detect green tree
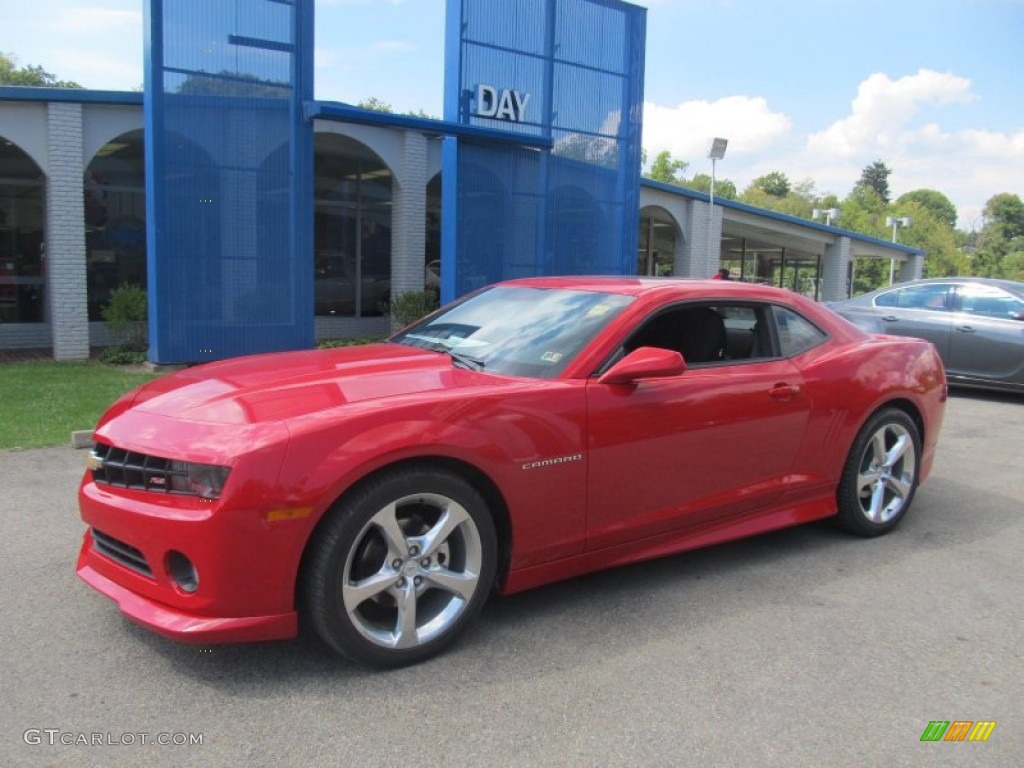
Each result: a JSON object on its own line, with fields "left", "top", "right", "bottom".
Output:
{"left": 891, "top": 201, "right": 966, "bottom": 278}
{"left": 748, "top": 171, "right": 791, "bottom": 198}
{"left": 646, "top": 150, "right": 689, "bottom": 184}
{"left": 358, "top": 96, "right": 395, "bottom": 113}
{"left": 897, "top": 189, "right": 958, "bottom": 230}
{"left": 357, "top": 97, "right": 435, "bottom": 119}
{"left": 854, "top": 160, "right": 892, "bottom": 204}
{"left": 686, "top": 173, "right": 737, "bottom": 199}
{"left": 983, "top": 192, "right": 1024, "bottom": 240}
{"left": 0, "top": 52, "right": 81, "bottom": 88}
{"left": 177, "top": 70, "right": 288, "bottom": 97}
{"left": 840, "top": 185, "right": 890, "bottom": 293}
{"left": 971, "top": 193, "right": 1024, "bottom": 278}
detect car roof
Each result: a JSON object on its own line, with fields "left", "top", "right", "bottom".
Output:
{"left": 864, "top": 276, "right": 1024, "bottom": 296}
{"left": 499, "top": 275, "right": 800, "bottom": 301}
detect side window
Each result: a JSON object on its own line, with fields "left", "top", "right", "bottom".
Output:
{"left": 874, "top": 290, "right": 900, "bottom": 308}
{"left": 622, "top": 304, "right": 771, "bottom": 365}
{"left": 772, "top": 306, "right": 827, "bottom": 357}
{"left": 958, "top": 285, "right": 1024, "bottom": 319}
{"left": 896, "top": 284, "right": 950, "bottom": 310}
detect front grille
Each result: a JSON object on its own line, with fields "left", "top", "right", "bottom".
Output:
{"left": 91, "top": 529, "right": 153, "bottom": 578}
{"left": 90, "top": 443, "right": 190, "bottom": 495}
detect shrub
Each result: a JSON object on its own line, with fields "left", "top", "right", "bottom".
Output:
{"left": 101, "top": 283, "right": 148, "bottom": 350}
{"left": 316, "top": 337, "right": 383, "bottom": 349}
{"left": 98, "top": 345, "right": 148, "bottom": 365}
{"left": 384, "top": 289, "right": 440, "bottom": 328}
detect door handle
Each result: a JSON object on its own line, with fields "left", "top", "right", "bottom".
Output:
{"left": 956, "top": 325, "right": 976, "bottom": 333}
{"left": 769, "top": 383, "right": 800, "bottom": 401}
{"left": 881, "top": 315, "right": 899, "bottom": 322}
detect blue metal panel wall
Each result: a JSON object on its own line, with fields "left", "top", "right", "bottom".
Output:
{"left": 145, "top": 0, "right": 313, "bottom": 363}
{"left": 442, "top": 0, "right": 645, "bottom": 302}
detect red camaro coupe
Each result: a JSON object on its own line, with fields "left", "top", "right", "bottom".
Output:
{"left": 78, "top": 277, "right": 947, "bottom": 667}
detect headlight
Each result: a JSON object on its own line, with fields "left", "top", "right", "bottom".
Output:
{"left": 169, "top": 461, "right": 231, "bottom": 499}
{"left": 90, "top": 443, "right": 232, "bottom": 499}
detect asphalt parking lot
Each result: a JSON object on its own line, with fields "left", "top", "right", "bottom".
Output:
{"left": 2, "top": 390, "right": 1021, "bottom": 767}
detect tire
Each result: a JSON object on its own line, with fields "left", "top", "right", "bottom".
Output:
{"left": 836, "top": 408, "right": 921, "bottom": 537}
{"left": 302, "top": 466, "right": 497, "bottom": 668}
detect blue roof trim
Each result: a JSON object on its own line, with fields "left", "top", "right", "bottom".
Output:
{"left": 306, "top": 100, "right": 553, "bottom": 150}
{"left": 641, "top": 178, "right": 924, "bottom": 255}
{"left": 0, "top": 86, "right": 142, "bottom": 105}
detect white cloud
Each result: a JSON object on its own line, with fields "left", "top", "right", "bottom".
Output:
{"left": 643, "top": 69, "right": 1022, "bottom": 229}
{"left": 641, "top": 95, "right": 791, "bottom": 162}
{"left": 808, "top": 69, "right": 974, "bottom": 156}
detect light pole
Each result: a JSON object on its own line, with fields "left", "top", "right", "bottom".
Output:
{"left": 812, "top": 207, "right": 840, "bottom": 226}
{"left": 707, "top": 137, "right": 728, "bottom": 268}
{"left": 885, "top": 215, "right": 911, "bottom": 285}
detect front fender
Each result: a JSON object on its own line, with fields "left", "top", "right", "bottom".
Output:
{"left": 274, "top": 384, "right": 589, "bottom": 584}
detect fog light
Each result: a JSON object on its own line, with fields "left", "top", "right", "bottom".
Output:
{"left": 167, "top": 551, "right": 199, "bottom": 593}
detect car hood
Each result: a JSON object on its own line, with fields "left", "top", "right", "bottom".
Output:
{"left": 126, "top": 344, "right": 502, "bottom": 425}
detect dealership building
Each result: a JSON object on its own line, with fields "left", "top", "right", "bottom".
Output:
{"left": 0, "top": 0, "right": 922, "bottom": 362}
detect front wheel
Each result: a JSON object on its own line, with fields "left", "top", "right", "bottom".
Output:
{"left": 836, "top": 408, "right": 921, "bottom": 536}
{"left": 302, "top": 466, "right": 497, "bottom": 668}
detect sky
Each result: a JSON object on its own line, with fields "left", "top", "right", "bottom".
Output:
{"left": 2, "top": 0, "right": 1022, "bottom": 230}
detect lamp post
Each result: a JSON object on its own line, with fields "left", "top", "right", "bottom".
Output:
{"left": 885, "top": 215, "right": 911, "bottom": 285}
{"left": 707, "top": 137, "right": 728, "bottom": 267}
{"left": 812, "top": 207, "right": 840, "bottom": 226}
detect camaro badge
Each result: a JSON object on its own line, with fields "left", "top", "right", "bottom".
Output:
{"left": 522, "top": 454, "right": 583, "bottom": 471}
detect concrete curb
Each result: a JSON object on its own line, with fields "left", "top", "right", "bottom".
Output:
{"left": 71, "top": 430, "right": 94, "bottom": 449}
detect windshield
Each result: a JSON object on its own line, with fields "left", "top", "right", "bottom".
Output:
{"left": 391, "top": 285, "right": 634, "bottom": 379}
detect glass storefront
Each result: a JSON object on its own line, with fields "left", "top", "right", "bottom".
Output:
{"left": 637, "top": 208, "right": 677, "bottom": 276}
{"left": 0, "top": 139, "right": 45, "bottom": 323}
{"left": 314, "top": 134, "right": 392, "bottom": 317}
{"left": 84, "top": 130, "right": 147, "bottom": 320}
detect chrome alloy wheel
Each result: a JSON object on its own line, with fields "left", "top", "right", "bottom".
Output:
{"left": 341, "top": 493, "right": 484, "bottom": 650}
{"left": 855, "top": 422, "right": 917, "bottom": 524}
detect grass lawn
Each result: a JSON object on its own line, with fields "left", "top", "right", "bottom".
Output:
{"left": 0, "top": 361, "right": 160, "bottom": 451}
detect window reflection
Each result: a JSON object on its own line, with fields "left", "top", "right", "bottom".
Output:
{"left": 85, "top": 130, "right": 147, "bottom": 321}
{"left": 0, "top": 139, "right": 45, "bottom": 323}
{"left": 314, "top": 134, "right": 392, "bottom": 317}
{"left": 393, "top": 285, "right": 633, "bottom": 379}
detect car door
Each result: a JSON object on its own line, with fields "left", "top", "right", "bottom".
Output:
{"left": 584, "top": 302, "right": 811, "bottom": 552}
{"left": 947, "top": 283, "right": 1024, "bottom": 386}
{"left": 872, "top": 283, "right": 954, "bottom": 361}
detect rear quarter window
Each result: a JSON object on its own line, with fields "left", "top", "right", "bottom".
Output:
{"left": 772, "top": 306, "right": 827, "bottom": 357}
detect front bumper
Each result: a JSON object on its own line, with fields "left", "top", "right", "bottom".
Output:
{"left": 77, "top": 466, "right": 309, "bottom": 645}
{"left": 77, "top": 551, "right": 296, "bottom": 643}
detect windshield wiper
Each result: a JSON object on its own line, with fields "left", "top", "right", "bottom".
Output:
{"left": 447, "top": 350, "right": 485, "bottom": 371}
{"left": 395, "top": 334, "right": 486, "bottom": 370}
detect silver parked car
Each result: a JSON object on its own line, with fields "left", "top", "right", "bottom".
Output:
{"left": 830, "top": 277, "right": 1024, "bottom": 394}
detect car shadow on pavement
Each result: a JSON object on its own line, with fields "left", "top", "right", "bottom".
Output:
{"left": 118, "top": 469, "right": 1019, "bottom": 689}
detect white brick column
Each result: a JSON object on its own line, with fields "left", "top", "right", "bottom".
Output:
{"left": 820, "top": 236, "right": 853, "bottom": 301}
{"left": 899, "top": 252, "right": 924, "bottom": 282}
{"left": 46, "top": 102, "right": 89, "bottom": 360}
{"left": 390, "top": 130, "right": 428, "bottom": 298}
{"left": 673, "top": 199, "right": 715, "bottom": 278}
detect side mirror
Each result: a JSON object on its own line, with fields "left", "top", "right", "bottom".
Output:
{"left": 1009, "top": 310, "right": 1024, "bottom": 322}
{"left": 598, "top": 346, "right": 686, "bottom": 386}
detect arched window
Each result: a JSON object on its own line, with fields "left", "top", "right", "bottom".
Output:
{"left": 0, "top": 138, "right": 45, "bottom": 323}
{"left": 314, "top": 133, "right": 393, "bottom": 317}
{"left": 84, "top": 130, "right": 146, "bottom": 321}
{"left": 638, "top": 207, "right": 680, "bottom": 276}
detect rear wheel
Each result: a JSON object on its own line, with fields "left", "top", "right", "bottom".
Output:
{"left": 836, "top": 408, "right": 920, "bottom": 536}
{"left": 302, "top": 466, "right": 496, "bottom": 668}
